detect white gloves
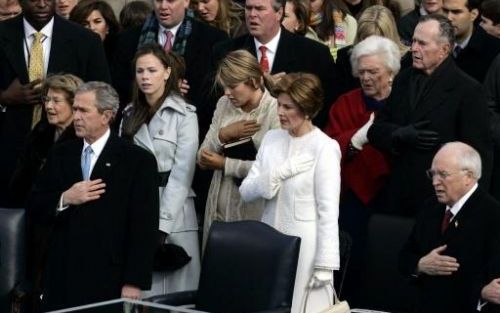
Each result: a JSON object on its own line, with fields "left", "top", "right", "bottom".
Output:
{"left": 274, "top": 153, "right": 315, "bottom": 180}
{"left": 351, "top": 112, "right": 374, "bottom": 150}
{"left": 308, "top": 268, "right": 334, "bottom": 289}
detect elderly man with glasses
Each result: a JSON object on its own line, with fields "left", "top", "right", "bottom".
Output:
{"left": 399, "top": 141, "right": 500, "bottom": 313}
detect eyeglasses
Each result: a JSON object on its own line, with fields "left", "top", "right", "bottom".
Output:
{"left": 42, "top": 96, "right": 67, "bottom": 104}
{"left": 426, "top": 169, "right": 469, "bottom": 180}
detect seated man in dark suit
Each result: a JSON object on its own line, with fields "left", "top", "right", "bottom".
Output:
{"left": 0, "top": 0, "right": 110, "bottom": 207}
{"left": 399, "top": 142, "right": 500, "bottom": 313}
{"left": 443, "top": 0, "right": 500, "bottom": 82}
{"left": 28, "top": 82, "right": 159, "bottom": 311}
{"left": 212, "top": 0, "right": 338, "bottom": 128}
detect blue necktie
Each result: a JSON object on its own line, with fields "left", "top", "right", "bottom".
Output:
{"left": 82, "top": 146, "right": 92, "bottom": 180}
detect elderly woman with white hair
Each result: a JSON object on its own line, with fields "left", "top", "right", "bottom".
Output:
{"left": 324, "top": 35, "right": 401, "bottom": 302}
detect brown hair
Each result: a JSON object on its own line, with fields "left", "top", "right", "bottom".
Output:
{"left": 69, "top": 0, "right": 121, "bottom": 38}
{"left": 121, "top": 44, "right": 184, "bottom": 139}
{"left": 193, "top": 0, "right": 244, "bottom": 37}
{"left": 272, "top": 73, "right": 323, "bottom": 118}
{"left": 119, "top": 0, "right": 153, "bottom": 30}
{"left": 286, "top": 0, "right": 310, "bottom": 35}
{"left": 42, "top": 73, "right": 84, "bottom": 105}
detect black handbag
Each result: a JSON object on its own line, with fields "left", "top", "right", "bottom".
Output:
{"left": 153, "top": 243, "right": 192, "bottom": 272}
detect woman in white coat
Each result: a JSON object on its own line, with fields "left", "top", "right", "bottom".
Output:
{"left": 198, "top": 50, "right": 279, "bottom": 245}
{"left": 240, "top": 73, "right": 341, "bottom": 313}
{"left": 120, "top": 44, "right": 200, "bottom": 296}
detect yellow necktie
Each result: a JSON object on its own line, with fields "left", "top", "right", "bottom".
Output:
{"left": 28, "top": 32, "right": 44, "bottom": 129}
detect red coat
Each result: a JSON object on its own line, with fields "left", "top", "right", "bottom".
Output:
{"left": 324, "top": 88, "right": 390, "bottom": 204}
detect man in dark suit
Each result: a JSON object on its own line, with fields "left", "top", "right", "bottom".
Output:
{"left": 398, "top": 0, "right": 444, "bottom": 46}
{"left": 443, "top": 0, "right": 500, "bottom": 82}
{"left": 399, "top": 142, "right": 500, "bottom": 313}
{"left": 0, "top": 0, "right": 110, "bottom": 207}
{"left": 368, "top": 14, "right": 492, "bottom": 216}
{"left": 212, "top": 0, "right": 338, "bottom": 128}
{"left": 28, "top": 82, "right": 159, "bottom": 311}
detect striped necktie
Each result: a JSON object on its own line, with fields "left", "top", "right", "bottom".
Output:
{"left": 28, "top": 32, "right": 44, "bottom": 129}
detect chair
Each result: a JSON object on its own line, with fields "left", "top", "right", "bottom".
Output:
{"left": 148, "top": 220, "right": 301, "bottom": 313}
{"left": 0, "top": 208, "right": 26, "bottom": 313}
{"left": 354, "top": 214, "right": 416, "bottom": 313}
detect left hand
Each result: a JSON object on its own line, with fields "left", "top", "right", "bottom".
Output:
{"left": 482, "top": 278, "right": 500, "bottom": 304}
{"left": 308, "top": 268, "right": 333, "bottom": 289}
{"left": 121, "top": 284, "right": 141, "bottom": 300}
{"left": 198, "top": 149, "right": 225, "bottom": 170}
{"left": 179, "top": 79, "right": 190, "bottom": 96}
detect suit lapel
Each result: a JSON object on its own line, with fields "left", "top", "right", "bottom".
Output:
{"left": 90, "top": 134, "right": 123, "bottom": 181}
{"left": 272, "top": 29, "right": 296, "bottom": 74}
{"left": 62, "top": 139, "right": 85, "bottom": 182}
{"left": 47, "top": 16, "right": 73, "bottom": 73}
{"left": 443, "top": 188, "right": 479, "bottom": 238}
{"left": 3, "top": 16, "right": 29, "bottom": 83}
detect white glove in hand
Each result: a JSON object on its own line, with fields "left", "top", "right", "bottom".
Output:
{"left": 308, "top": 268, "right": 334, "bottom": 289}
{"left": 275, "top": 153, "right": 315, "bottom": 180}
{"left": 351, "top": 112, "right": 375, "bottom": 150}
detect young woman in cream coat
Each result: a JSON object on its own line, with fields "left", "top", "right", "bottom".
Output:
{"left": 121, "top": 44, "right": 200, "bottom": 296}
{"left": 198, "top": 50, "right": 279, "bottom": 244}
{"left": 240, "top": 73, "right": 341, "bottom": 313}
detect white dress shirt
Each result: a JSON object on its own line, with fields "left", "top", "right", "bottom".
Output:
{"left": 158, "top": 22, "right": 182, "bottom": 47}
{"left": 254, "top": 28, "right": 281, "bottom": 72}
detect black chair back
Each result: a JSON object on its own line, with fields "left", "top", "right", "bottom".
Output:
{"left": 356, "top": 214, "right": 416, "bottom": 313}
{"left": 196, "top": 221, "right": 301, "bottom": 313}
{"left": 0, "top": 208, "right": 26, "bottom": 312}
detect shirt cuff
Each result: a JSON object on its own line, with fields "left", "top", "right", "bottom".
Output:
{"left": 57, "top": 193, "right": 69, "bottom": 213}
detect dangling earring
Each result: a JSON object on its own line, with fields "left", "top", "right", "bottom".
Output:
{"left": 388, "top": 77, "right": 393, "bottom": 86}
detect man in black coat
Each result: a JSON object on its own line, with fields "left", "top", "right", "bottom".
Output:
{"left": 368, "top": 14, "right": 492, "bottom": 215}
{"left": 443, "top": 0, "right": 500, "bottom": 82}
{"left": 399, "top": 142, "right": 500, "bottom": 313}
{"left": 212, "top": 0, "right": 338, "bottom": 129}
{"left": 0, "top": 0, "right": 111, "bottom": 207}
{"left": 28, "top": 82, "right": 159, "bottom": 311}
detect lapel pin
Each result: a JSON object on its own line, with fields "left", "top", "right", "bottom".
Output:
{"left": 454, "top": 220, "right": 459, "bottom": 228}
{"left": 105, "top": 163, "right": 111, "bottom": 167}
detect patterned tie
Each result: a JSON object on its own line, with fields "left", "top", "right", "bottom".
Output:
{"left": 441, "top": 209, "right": 454, "bottom": 234}
{"left": 259, "top": 46, "right": 269, "bottom": 73}
{"left": 29, "top": 32, "right": 44, "bottom": 129}
{"left": 163, "top": 30, "right": 173, "bottom": 52}
{"left": 81, "top": 146, "right": 93, "bottom": 181}
{"left": 453, "top": 45, "right": 462, "bottom": 58}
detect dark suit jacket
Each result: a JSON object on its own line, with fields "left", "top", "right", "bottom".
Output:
{"left": 367, "top": 57, "right": 492, "bottom": 215}
{"left": 455, "top": 26, "right": 500, "bottom": 83}
{"left": 27, "top": 134, "right": 159, "bottom": 311}
{"left": 399, "top": 188, "right": 500, "bottom": 313}
{"left": 212, "top": 28, "right": 339, "bottom": 128}
{"left": 0, "top": 15, "right": 111, "bottom": 207}
{"left": 397, "top": 8, "right": 420, "bottom": 46}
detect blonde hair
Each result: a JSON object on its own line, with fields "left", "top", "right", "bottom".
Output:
{"left": 42, "top": 73, "right": 84, "bottom": 104}
{"left": 355, "top": 5, "right": 409, "bottom": 56}
{"left": 215, "top": 50, "right": 273, "bottom": 91}
{"left": 195, "top": 0, "right": 244, "bottom": 37}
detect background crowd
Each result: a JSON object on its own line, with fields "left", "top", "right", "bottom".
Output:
{"left": 2, "top": 0, "right": 500, "bottom": 311}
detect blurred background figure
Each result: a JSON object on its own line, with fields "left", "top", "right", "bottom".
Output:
{"left": 398, "top": 0, "right": 444, "bottom": 45}
{"left": 198, "top": 50, "right": 279, "bottom": 245}
{"left": 121, "top": 44, "right": 200, "bottom": 296}
{"left": 70, "top": 0, "right": 121, "bottom": 61}
{"left": 480, "top": 0, "right": 500, "bottom": 38}
{"left": 119, "top": 0, "right": 152, "bottom": 30}
{"left": 324, "top": 35, "right": 400, "bottom": 305}
{"left": 0, "top": 0, "right": 21, "bottom": 21}
{"left": 56, "top": 0, "right": 78, "bottom": 18}
{"left": 310, "top": 0, "right": 358, "bottom": 61}
{"left": 335, "top": 5, "right": 410, "bottom": 95}
{"left": 240, "top": 73, "right": 340, "bottom": 313}
{"left": 193, "top": 0, "right": 247, "bottom": 37}
{"left": 282, "top": 0, "right": 320, "bottom": 40}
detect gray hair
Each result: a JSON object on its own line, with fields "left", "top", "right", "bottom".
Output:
{"left": 76, "top": 81, "right": 119, "bottom": 117}
{"left": 270, "top": 0, "right": 285, "bottom": 11}
{"left": 418, "top": 14, "right": 455, "bottom": 48}
{"left": 441, "top": 142, "right": 482, "bottom": 179}
{"left": 350, "top": 35, "right": 401, "bottom": 77}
